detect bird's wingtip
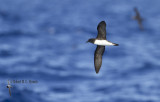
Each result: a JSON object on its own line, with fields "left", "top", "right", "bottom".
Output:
{"left": 95, "top": 69, "right": 100, "bottom": 74}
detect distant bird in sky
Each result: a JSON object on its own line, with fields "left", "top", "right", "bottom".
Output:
{"left": 87, "top": 21, "right": 119, "bottom": 74}
{"left": 6, "top": 80, "right": 12, "bottom": 96}
{"left": 133, "top": 7, "right": 143, "bottom": 30}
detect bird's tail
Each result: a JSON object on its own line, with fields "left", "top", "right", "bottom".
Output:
{"left": 113, "top": 43, "right": 119, "bottom": 46}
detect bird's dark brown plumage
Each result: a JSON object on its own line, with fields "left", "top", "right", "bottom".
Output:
{"left": 9, "top": 88, "right": 11, "bottom": 96}
{"left": 134, "top": 8, "right": 143, "bottom": 30}
{"left": 94, "top": 45, "right": 105, "bottom": 73}
{"left": 97, "top": 21, "right": 106, "bottom": 40}
{"left": 87, "top": 21, "right": 118, "bottom": 74}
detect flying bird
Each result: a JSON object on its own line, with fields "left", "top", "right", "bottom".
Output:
{"left": 87, "top": 21, "right": 119, "bottom": 74}
{"left": 6, "top": 80, "right": 12, "bottom": 96}
{"left": 133, "top": 7, "right": 143, "bottom": 30}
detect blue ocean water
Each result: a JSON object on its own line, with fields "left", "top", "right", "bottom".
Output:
{"left": 0, "top": 0, "right": 160, "bottom": 102}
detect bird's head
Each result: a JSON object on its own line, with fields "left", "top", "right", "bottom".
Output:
{"left": 7, "top": 85, "right": 12, "bottom": 88}
{"left": 86, "top": 38, "right": 95, "bottom": 44}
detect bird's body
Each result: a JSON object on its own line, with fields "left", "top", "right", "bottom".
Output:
{"left": 7, "top": 85, "right": 12, "bottom": 88}
{"left": 94, "top": 40, "right": 117, "bottom": 46}
{"left": 87, "top": 21, "right": 118, "bottom": 74}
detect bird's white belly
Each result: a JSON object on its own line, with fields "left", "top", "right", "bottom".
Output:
{"left": 94, "top": 40, "right": 114, "bottom": 46}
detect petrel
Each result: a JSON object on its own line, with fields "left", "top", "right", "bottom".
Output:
{"left": 6, "top": 80, "right": 12, "bottom": 96}
{"left": 133, "top": 7, "right": 143, "bottom": 30}
{"left": 87, "top": 21, "right": 119, "bottom": 74}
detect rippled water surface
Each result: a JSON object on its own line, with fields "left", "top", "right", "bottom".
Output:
{"left": 0, "top": 0, "right": 160, "bottom": 102}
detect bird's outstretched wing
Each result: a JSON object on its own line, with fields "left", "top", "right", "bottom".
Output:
{"left": 9, "top": 88, "right": 11, "bottom": 96}
{"left": 8, "top": 80, "right": 9, "bottom": 85}
{"left": 94, "top": 45, "right": 105, "bottom": 73}
{"left": 97, "top": 21, "right": 106, "bottom": 40}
